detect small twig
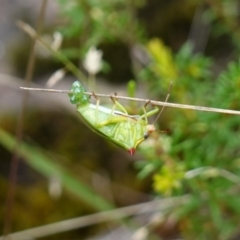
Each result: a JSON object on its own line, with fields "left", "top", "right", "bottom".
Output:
{"left": 20, "top": 87, "right": 240, "bottom": 116}
{"left": 0, "top": 195, "right": 189, "bottom": 240}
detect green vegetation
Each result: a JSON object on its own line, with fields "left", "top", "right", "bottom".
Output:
{"left": 1, "top": 0, "right": 240, "bottom": 239}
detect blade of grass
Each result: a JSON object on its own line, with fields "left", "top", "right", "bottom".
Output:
{"left": 0, "top": 128, "right": 114, "bottom": 211}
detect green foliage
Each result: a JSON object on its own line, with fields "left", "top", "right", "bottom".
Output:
{"left": 202, "top": 0, "right": 240, "bottom": 50}
{"left": 0, "top": 128, "right": 113, "bottom": 211}
{"left": 3, "top": 0, "right": 240, "bottom": 238}
{"left": 136, "top": 37, "right": 240, "bottom": 238}
{"left": 127, "top": 80, "right": 136, "bottom": 98}
{"left": 57, "top": 0, "right": 146, "bottom": 57}
{"left": 141, "top": 38, "right": 213, "bottom": 102}
{"left": 152, "top": 164, "right": 185, "bottom": 196}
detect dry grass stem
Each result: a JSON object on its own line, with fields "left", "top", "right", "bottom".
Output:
{"left": 20, "top": 87, "right": 240, "bottom": 116}
{"left": 0, "top": 195, "right": 189, "bottom": 240}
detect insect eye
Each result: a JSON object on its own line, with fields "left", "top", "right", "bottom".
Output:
{"left": 144, "top": 133, "right": 149, "bottom": 139}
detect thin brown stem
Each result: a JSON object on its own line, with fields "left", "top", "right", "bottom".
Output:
{"left": 20, "top": 87, "right": 240, "bottom": 116}
{"left": 3, "top": 0, "right": 48, "bottom": 236}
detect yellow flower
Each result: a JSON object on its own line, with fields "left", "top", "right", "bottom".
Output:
{"left": 153, "top": 165, "right": 184, "bottom": 196}
{"left": 147, "top": 38, "right": 177, "bottom": 81}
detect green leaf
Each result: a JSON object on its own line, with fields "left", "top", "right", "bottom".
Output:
{"left": 127, "top": 80, "right": 136, "bottom": 98}
{"left": 0, "top": 128, "right": 114, "bottom": 211}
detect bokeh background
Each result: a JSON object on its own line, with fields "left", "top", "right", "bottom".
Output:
{"left": 1, "top": 0, "right": 240, "bottom": 239}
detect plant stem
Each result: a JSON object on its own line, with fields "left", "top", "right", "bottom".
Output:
{"left": 3, "top": 0, "right": 47, "bottom": 236}
{"left": 20, "top": 87, "right": 240, "bottom": 116}
{"left": 16, "top": 20, "right": 88, "bottom": 85}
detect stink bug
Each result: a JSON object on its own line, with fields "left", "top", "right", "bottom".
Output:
{"left": 68, "top": 81, "right": 170, "bottom": 155}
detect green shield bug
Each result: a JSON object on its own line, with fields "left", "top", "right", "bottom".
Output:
{"left": 68, "top": 81, "right": 170, "bottom": 155}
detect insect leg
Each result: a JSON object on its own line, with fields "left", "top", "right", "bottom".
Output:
{"left": 139, "top": 101, "right": 159, "bottom": 123}
{"left": 140, "top": 82, "right": 172, "bottom": 124}
{"left": 97, "top": 115, "right": 131, "bottom": 127}
{"left": 92, "top": 91, "right": 100, "bottom": 124}
{"left": 109, "top": 96, "right": 117, "bottom": 116}
{"left": 110, "top": 95, "right": 128, "bottom": 114}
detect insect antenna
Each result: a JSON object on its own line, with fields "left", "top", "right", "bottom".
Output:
{"left": 155, "top": 129, "right": 170, "bottom": 135}
{"left": 152, "top": 82, "right": 172, "bottom": 125}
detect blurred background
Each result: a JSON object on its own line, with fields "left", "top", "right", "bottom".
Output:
{"left": 1, "top": 0, "right": 240, "bottom": 239}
